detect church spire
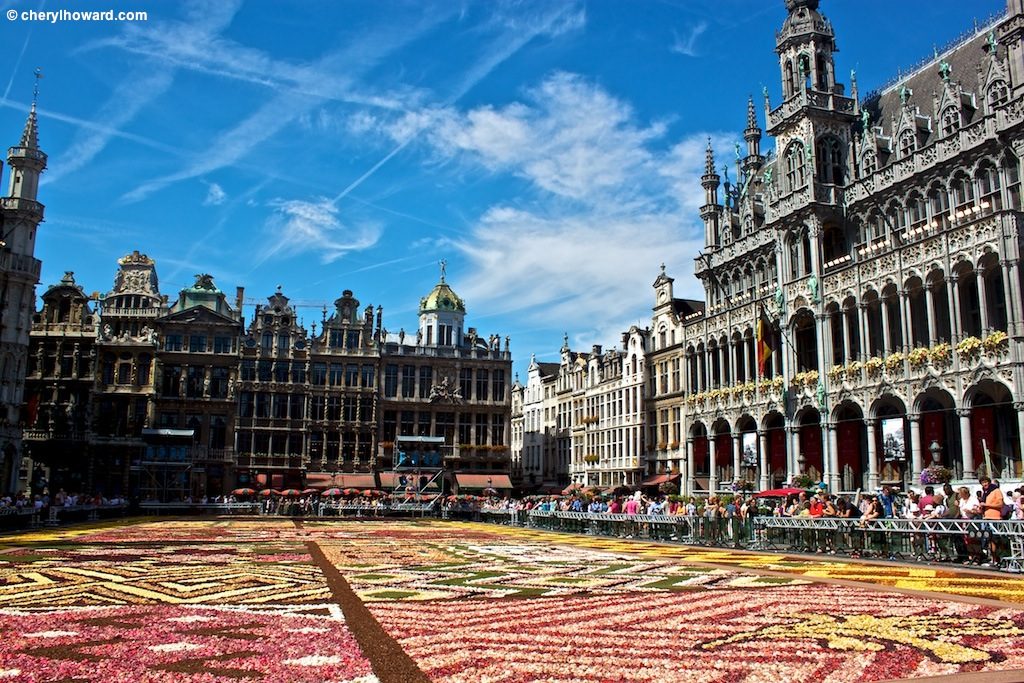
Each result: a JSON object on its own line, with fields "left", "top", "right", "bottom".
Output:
{"left": 743, "top": 95, "right": 761, "bottom": 158}
{"left": 19, "top": 68, "right": 42, "bottom": 151}
{"left": 7, "top": 69, "right": 47, "bottom": 205}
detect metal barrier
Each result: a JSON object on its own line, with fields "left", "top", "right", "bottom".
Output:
{"left": 475, "top": 510, "right": 1024, "bottom": 573}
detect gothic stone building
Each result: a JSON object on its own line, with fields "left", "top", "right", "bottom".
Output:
{"left": 652, "top": 0, "right": 1024, "bottom": 494}
{"left": 0, "top": 101, "right": 45, "bottom": 493}
{"left": 23, "top": 255, "right": 512, "bottom": 498}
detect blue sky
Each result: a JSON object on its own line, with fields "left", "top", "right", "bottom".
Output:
{"left": 0, "top": 0, "right": 1007, "bottom": 379}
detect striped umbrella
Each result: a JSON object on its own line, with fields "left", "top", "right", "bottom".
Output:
{"left": 231, "top": 488, "right": 255, "bottom": 496}
{"left": 321, "top": 488, "right": 343, "bottom": 497}
{"left": 279, "top": 488, "right": 302, "bottom": 497}
{"left": 301, "top": 488, "right": 320, "bottom": 495}
{"left": 258, "top": 489, "right": 279, "bottom": 497}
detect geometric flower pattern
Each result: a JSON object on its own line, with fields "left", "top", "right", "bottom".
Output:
{"left": 4, "top": 517, "right": 1024, "bottom": 682}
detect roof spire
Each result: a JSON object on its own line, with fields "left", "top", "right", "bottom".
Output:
{"left": 704, "top": 137, "right": 715, "bottom": 175}
{"left": 746, "top": 96, "right": 757, "bottom": 129}
{"left": 20, "top": 68, "right": 42, "bottom": 150}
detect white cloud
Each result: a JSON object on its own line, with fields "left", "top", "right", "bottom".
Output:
{"left": 670, "top": 21, "right": 708, "bottom": 58}
{"left": 257, "top": 198, "right": 380, "bottom": 266}
{"left": 453, "top": 206, "right": 704, "bottom": 342}
{"left": 203, "top": 181, "right": 227, "bottom": 206}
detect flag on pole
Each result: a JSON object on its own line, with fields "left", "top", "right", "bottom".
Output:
{"left": 756, "top": 306, "right": 775, "bottom": 377}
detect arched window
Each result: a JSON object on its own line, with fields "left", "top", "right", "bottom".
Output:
{"left": 1004, "top": 154, "right": 1021, "bottom": 210}
{"left": 861, "top": 151, "right": 877, "bottom": 176}
{"left": 976, "top": 162, "right": 1002, "bottom": 211}
{"left": 898, "top": 130, "right": 916, "bottom": 158}
{"left": 785, "top": 142, "right": 806, "bottom": 192}
{"left": 940, "top": 107, "right": 960, "bottom": 137}
{"left": 816, "top": 135, "right": 844, "bottom": 184}
{"left": 907, "top": 193, "right": 927, "bottom": 231}
{"left": 928, "top": 184, "right": 950, "bottom": 230}
{"left": 988, "top": 80, "right": 1009, "bottom": 110}
{"left": 816, "top": 52, "right": 829, "bottom": 90}
{"left": 951, "top": 172, "right": 975, "bottom": 211}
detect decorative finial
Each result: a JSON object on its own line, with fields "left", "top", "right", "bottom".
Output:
{"left": 438, "top": 258, "right": 447, "bottom": 283}
{"left": 746, "top": 96, "right": 758, "bottom": 129}
{"left": 660, "top": 262, "right": 666, "bottom": 274}
{"left": 32, "top": 68, "right": 42, "bottom": 109}
{"left": 704, "top": 137, "right": 715, "bottom": 175}
{"left": 276, "top": 284, "right": 282, "bottom": 293}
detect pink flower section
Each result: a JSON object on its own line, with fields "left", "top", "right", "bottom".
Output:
{"left": 0, "top": 605, "right": 373, "bottom": 683}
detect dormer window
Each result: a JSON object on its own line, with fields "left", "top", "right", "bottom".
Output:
{"left": 941, "top": 107, "right": 960, "bottom": 137}
{"left": 898, "top": 130, "right": 916, "bottom": 158}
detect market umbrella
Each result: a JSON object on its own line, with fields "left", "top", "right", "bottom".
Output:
{"left": 482, "top": 487, "right": 498, "bottom": 496}
{"left": 258, "top": 489, "right": 279, "bottom": 497}
{"left": 342, "top": 488, "right": 358, "bottom": 496}
{"left": 361, "top": 489, "right": 379, "bottom": 497}
{"left": 562, "top": 483, "right": 582, "bottom": 495}
{"left": 321, "top": 488, "right": 343, "bottom": 497}
{"left": 231, "top": 488, "right": 255, "bottom": 496}
{"left": 301, "top": 488, "right": 320, "bottom": 495}
{"left": 279, "top": 488, "right": 302, "bottom": 497}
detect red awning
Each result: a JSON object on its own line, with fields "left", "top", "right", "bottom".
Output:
{"left": 455, "top": 473, "right": 513, "bottom": 490}
{"left": 337, "top": 474, "right": 378, "bottom": 488}
{"left": 305, "top": 473, "right": 335, "bottom": 489}
{"left": 754, "top": 487, "right": 807, "bottom": 498}
{"left": 639, "top": 473, "right": 680, "bottom": 486}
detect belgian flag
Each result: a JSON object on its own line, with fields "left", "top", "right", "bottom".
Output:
{"left": 756, "top": 306, "right": 775, "bottom": 377}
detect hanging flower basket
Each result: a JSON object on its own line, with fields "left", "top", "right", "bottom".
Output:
{"left": 956, "top": 336, "right": 982, "bottom": 361}
{"left": 844, "top": 361, "right": 863, "bottom": 380}
{"left": 930, "top": 343, "right": 952, "bottom": 365}
{"left": 983, "top": 330, "right": 1009, "bottom": 355}
{"left": 864, "top": 357, "right": 884, "bottom": 377}
{"left": 920, "top": 465, "right": 953, "bottom": 485}
{"left": 907, "top": 347, "right": 929, "bottom": 369}
{"left": 884, "top": 352, "right": 904, "bottom": 373}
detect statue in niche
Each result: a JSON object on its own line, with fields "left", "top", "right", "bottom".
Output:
{"left": 808, "top": 273, "right": 820, "bottom": 304}
{"left": 773, "top": 286, "right": 785, "bottom": 316}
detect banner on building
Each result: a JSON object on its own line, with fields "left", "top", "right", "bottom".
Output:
{"left": 742, "top": 432, "right": 758, "bottom": 466}
{"left": 881, "top": 417, "right": 906, "bottom": 462}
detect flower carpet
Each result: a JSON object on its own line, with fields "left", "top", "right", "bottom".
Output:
{"left": 2, "top": 518, "right": 1024, "bottom": 682}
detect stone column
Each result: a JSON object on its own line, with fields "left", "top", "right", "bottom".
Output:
{"left": 866, "top": 418, "right": 879, "bottom": 490}
{"left": 686, "top": 438, "right": 695, "bottom": 495}
{"left": 881, "top": 300, "right": 893, "bottom": 354}
{"left": 733, "top": 431, "right": 742, "bottom": 483}
{"left": 859, "top": 302, "right": 871, "bottom": 359}
{"left": 900, "top": 288, "right": 912, "bottom": 351}
{"left": 708, "top": 436, "right": 718, "bottom": 493}
{"left": 925, "top": 284, "right": 937, "bottom": 344}
{"left": 758, "top": 430, "right": 770, "bottom": 490}
{"left": 977, "top": 271, "right": 990, "bottom": 334}
{"left": 908, "top": 413, "right": 922, "bottom": 484}
{"left": 1016, "top": 402, "right": 1024, "bottom": 479}
{"left": 1004, "top": 259, "right": 1023, "bottom": 338}
{"left": 827, "top": 422, "right": 840, "bottom": 492}
{"left": 789, "top": 426, "right": 801, "bottom": 481}
{"left": 949, "top": 275, "right": 962, "bottom": 339}
{"left": 957, "top": 407, "right": 974, "bottom": 479}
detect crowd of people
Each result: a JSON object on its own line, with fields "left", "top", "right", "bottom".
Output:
{"left": 0, "top": 489, "right": 127, "bottom": 513}
{"left": 479, "top": 477, "right": 1024, "bottom": 566}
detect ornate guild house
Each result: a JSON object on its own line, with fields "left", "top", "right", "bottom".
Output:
{"left": 649, "top": 0, "right": 1024, "bottom": 494}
